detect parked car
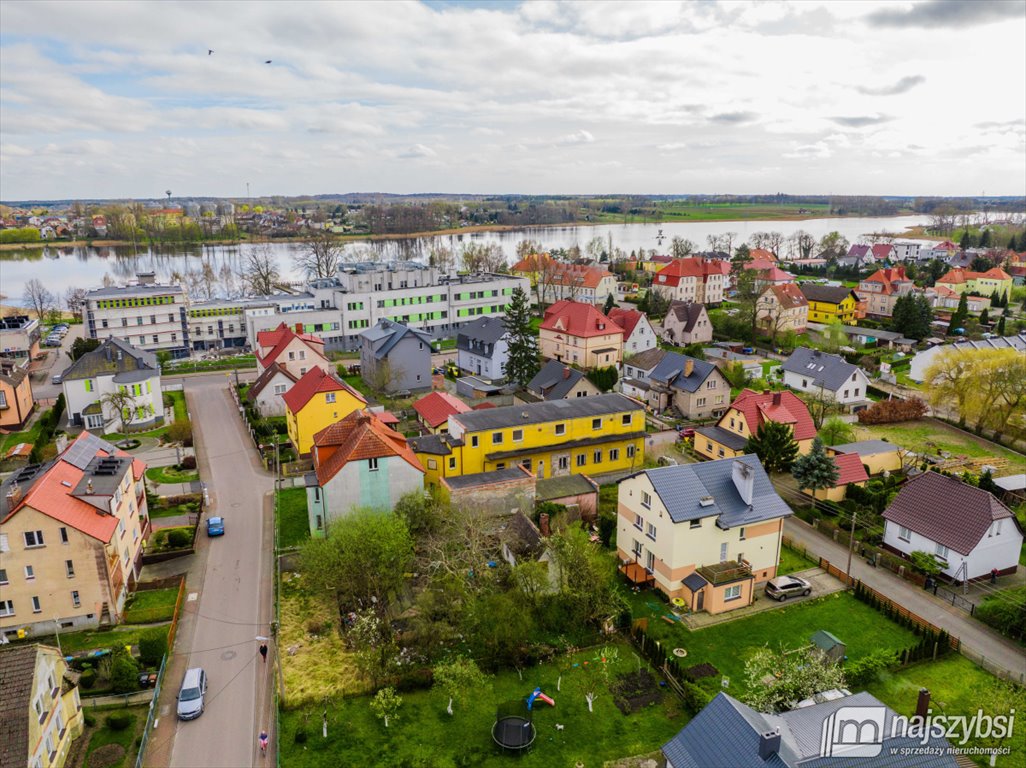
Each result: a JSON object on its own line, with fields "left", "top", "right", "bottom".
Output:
{"left": 741, "top": 346, "right": 754, "bottom": 355}
{"left": 51, "top": 373, "right": 62, "bottom": 385}
{"left": 206, "top": 516, "right": 225, "bottom": 537}
{"left": 176, "top": 668, "right": 207, "bottom": 720}
{"left": 678, "top": 427, "right": 695, "bottom": 439}
{"left": 43, "top": 338, "right": 61, "bottom": 347}
{"left": 765, "top": 575, "right": 812, "bottom": 601}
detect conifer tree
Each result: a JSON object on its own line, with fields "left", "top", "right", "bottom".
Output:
{"left": 949, "top": 292, "right": 969, "bottom": 333}
{"left": 744, "top": 420, "right": 799, "bottom": 473}
{"left": 792, "top": 437, "right": 839, "bottom": 492}
{"left": 502, "top": 286, "right": 540, "bottom": 388}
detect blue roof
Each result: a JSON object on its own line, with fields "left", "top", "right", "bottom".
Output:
{"left": 648, "top": 351, "right": 717, "bottom": 393}
{"left": 682, "top": 571, "right": 708, "bottom": 591}
{"left": 361, "top": 319, "right": 434, "bottom": 359}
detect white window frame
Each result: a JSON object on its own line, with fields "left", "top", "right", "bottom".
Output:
{"left": 724, "top": 584, "right": 742, "bottom": 601}
{"left": 897, "top": 526, "right": 912, "bottom": 543}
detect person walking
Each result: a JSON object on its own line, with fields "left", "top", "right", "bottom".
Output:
{"left": 259, "top": 642, "right": 268, "bottom": 663}
{"left": 259, "top": 730, "right": 269, "bottom": 756}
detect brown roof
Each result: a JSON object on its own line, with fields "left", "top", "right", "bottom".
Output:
{"left": 0, "top": 644, "right": 51, "bottom": 768}
{"left": 882, "top": 471, "right": 1018, "bottom": 555}
{"left": 246, "top": 362, "right": 297, "bottom": 402}
{"left": 311, "top": 410, "right": 423, "bottom": 485}
{"left": 624, "top": 347, "right": 667, "bottom": 372}
{"left": 0, "top": 361, "right": 28, "bottom": 389}
{"left": 667, "top": 300, "right": 707, "bottom": 332}
{"left": 764, "top": 283, "right": 808, "bottom": 309}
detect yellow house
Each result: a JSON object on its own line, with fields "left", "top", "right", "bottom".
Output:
{"left": 798, "top": 284, "right": 860, "bottom": 324}
{"left": 538, "top": 300, "right": 624, "bottom": 369}
{"left": 695, "top": 389, "right": 816, "bottom": 462}
{"left": 283, "top": 367, "right": 367, "bottom": 456}
{"left": 803, "top": 453, "right": 869, "bottom": 502}
{"left": 0, "top": 644, "right": 84, "bottom": 768}
{"left": 412, "top": 393, "right": 645, "bottom": 484}
{"left": 827, "top": 439, "right": 904, "bottom": 476}
{"left": 0, "top": 360, "right": 35, "bottom": 431}
{"left": 935, "top": 268, "right": 1013, "bottom": 300}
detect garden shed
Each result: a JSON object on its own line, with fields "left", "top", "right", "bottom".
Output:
{"left": 810, "top": 630, "right": 846, "bottom": 663}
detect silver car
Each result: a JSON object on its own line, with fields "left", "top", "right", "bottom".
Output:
{"left": 176, "top": 668, "right": 207, "bottom": 720}
{"left": 765, "top": 575, "right": 812, "bottom": 602}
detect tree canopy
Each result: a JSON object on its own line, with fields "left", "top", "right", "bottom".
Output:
{"left": 890, "top": 293, "right": 933, "bottom": 340}
{"left": 502, "top": 286, "right": 540, "bottom": 388}
{"left": 791, "top": 437, "right": 839, "bottom": 492}
{"left": 744, "top": 420, "right": 799, "bottom": 473}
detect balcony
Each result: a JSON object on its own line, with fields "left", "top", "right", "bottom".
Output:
{"left": 697, "top": 559, "right": 752, "bottom": 586}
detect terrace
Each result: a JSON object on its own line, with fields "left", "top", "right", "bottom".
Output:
{"left": 696, "top": 559, "right": 751, "bottom": 585}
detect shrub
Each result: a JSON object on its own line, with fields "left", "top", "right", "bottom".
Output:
{"left": 976, "top": 586, "right": 1026, "bottom": 640}
{"left": 167, "top": 419, "right": 193, "bottom": 445}
{"left": 178, "top": 455, "right": 197, "bottom": 470}
{"left": 105, "top": 711, "right": 135, "bottom": 731}
{"left": 83, "top": 712, "right": 97, "bottom": 727}
{"left": 167, "top": 529, "right": 191, "bottom": 548}
{"left": 294, "top": 728, "right": 308, "bottom": 744}
{"left": 586, "top": 365, "right": 619, "bottom": 393}
{"left": 110, "top": 653, "right": 140, "bottom": 694}
{"left": 79, "top": 669, "right": 97, "bottom": 689}
{"left": 845, "top": 648, "right": 897, "bottom": 686}
{"left": 139, "top": 628, "right": 169, "bottom": 666}
{"left": 857, "top": 397, "right": 928, "bottom": 424}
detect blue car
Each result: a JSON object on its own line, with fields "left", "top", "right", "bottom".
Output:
{"left": 206, "top": 516, "right": 225, "bottom": 537}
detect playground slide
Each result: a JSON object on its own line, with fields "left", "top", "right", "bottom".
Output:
{"left": 535, "top": 692, "right": 555, "bottom": 707}
{"left": 526, "top": 687, "right": 556, "bottom": 710}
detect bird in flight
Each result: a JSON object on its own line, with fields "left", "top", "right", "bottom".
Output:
{"left": 265, "top": 59, "right": 272, "bottom": 64}
{"left": 208, "top": 49, "right": 214, "bottom": 55}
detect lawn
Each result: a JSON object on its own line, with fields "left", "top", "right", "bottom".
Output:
{"left": 760, "top": 361, "right": 780, "bottom": 378}
{"left": 148, "top": 495, "right": 201, "bottom": 519}
{"left": 145, "top": 464, "right": 199, "bottom": 485}
{"left": 81, "top": 707, "right": 147, "bottom": 768}
{"left": 148, "top": 526, "right": 195, "bottom": 553}
{"left": 22, "top": 625, "right": 165, "bottom": 656}
{"left": 164, "top": 354, "right": 257, "bottom": 374}
{"left": 854, "top": 420, "right": 1024, "bottom": 464}
{"left": 277, "top": 487, "right": 310, "bottom": 549}
{"left": 630, "top": 591, "right": 918, "bottom": 698}
{"left": 0, "top": 418, "right": 45, "bottom": 456}
{"left": 341, "top": 374, "right": 374, "bottom": 399}
{"left": 867, "top": 655, "right": 1026, "bottom": 767}
{"left": 777, "top": 544, "right": 818, "bottom": 576}
{"left": 435, "top": 337, "right": 457, "bottom": 350}
{"left": 278, "top": 641, "right": 685, "bottom": 768}
{"left": 165, "top": 389, "right": 188, "bottom": 421}
{"left": 122, "top": 587, "right": 179, "bottom": 624}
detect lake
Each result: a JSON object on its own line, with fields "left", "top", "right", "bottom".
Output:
{"left": 0, "top": 214, "right": 933, "bottom": 302}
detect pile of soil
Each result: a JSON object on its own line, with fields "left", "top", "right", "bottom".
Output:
{"left": 612, "top": 669, "right": 663, "bottom": 714}
{"left": 87, "top": 744, "right": 126, "bottom": 768}
{"left": 684, "top": 662, "right": 719, "bottom": 682}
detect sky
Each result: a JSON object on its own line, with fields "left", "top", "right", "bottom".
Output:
{"left": 1, "top": 0, "right": 1024, "bottom": 201}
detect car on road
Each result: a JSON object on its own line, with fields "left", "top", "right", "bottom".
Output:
{"left": 765, "top": 575, "right": 812, "bottom": 601}
{"left": 51, "top": 373, "right": 63, "bottom": 385}
{"left": 176, "top": 668, "right": 207, "bottom": 720}
{"left": 206, "top": 516, "right": 225, "bottom": 537}
{"left": 678, "top": 427, "right": 695, "bottom": 439}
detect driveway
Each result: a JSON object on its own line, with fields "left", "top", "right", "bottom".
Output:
{"left": 144, "top": 374, "right": 276, "bottom": 767}
{"left": 785, "top": 517, "right": 1026, "bottom": 683}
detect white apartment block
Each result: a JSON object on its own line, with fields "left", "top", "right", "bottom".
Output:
{"left": 85, "top": 283, "right": 190, "bottom": 358}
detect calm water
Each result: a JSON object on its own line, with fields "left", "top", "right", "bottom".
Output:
{"left": 0, "top": 214, "right": 932, "bottom": 302}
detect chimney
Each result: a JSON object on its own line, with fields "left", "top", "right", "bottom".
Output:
{"left": 758, "top": 729, "right": 781, "bottom": 761}
{"left": 772, "top": 392, "right": 781, "bottom": 406}
{"left": 539, "top": 513, "right": 551, "bottom": 537}
{"left": 684, "top": 359, "right": 694, "bottom": 378}
{"left": 562, "top": 366, "right": 570, "bottom": 380}
{"left": 732, "top": 460, "right": 755, "bottom": 506}
{"left": 6, "top": 482, "right": 22, "bottom": 507}
{"left": 55, "top": 434, "right": 68, "bottom": 454}
{"left": 915, "top": 688, "right": 931, "bottom": 720}
{"left": 86, "top": 479, "right": 93, "bottom": 494}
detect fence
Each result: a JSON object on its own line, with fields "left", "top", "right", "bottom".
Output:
{"left": 167, "top": 574, "right": 187, "bottom": 650}
{"left": 933, "top": 584, "right": 977, "bottom": 615}
{"left": 134, "top": 653, "right": 168, "bottom": 768}
{"left": 960, "top": 644, "right": 1026, "bottom": 685}
{"left": 626, "top": 623, "right": 708, "bottom": 714}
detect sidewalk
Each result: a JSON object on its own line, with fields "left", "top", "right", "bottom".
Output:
{"left": 784, "top": 517, "right": 1026, "bottom": 683}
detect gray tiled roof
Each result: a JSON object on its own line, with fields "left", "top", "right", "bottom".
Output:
{"left": 0, "top": 645, "right": 48, "bottom": 768}
{"left": 639, "top": 454, "right": 791, "bottom": 527}
{"left": 527, "top": 359, "right": 588, "bottom": 400}
{"left": 536, "top": 473, "right": 597, "bottom": 501}
{"left": 61, "top": 337, "right": 158, "bottom": 381}
{"left": 667, "top": 300, "right": 707, "bottom": 332}
{"left": 798, "top": 284, "right": 858, "bottom": 305}
{"left": 695, "top": 425, "right": 749, "bottom": 452}
{"left": 827, "top": 440, "right": 897, "bottom": 456}
{"left": 649, "top": 351, "right": 717, "bottom": 393}
{"left": 361, "top": 319, "right": 434, "bottom": 359}
{"left": 444, "top": 467, "right": 531, "bottom": 490}
{"left": 408, "top": 433, "right": 462, "bottom": 455}
{"left": 457, "top": 316, "right": 508, "bottom": 345}
{"left": 781, "top": 348, "right": 859, "bottom": 392}
{"left": 681, "top": 571, "right": 708, "bottom": 591}
{"left": 451, "top": 393, "right": 642, "bottom": 433}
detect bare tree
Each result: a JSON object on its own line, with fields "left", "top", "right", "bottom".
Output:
{"left": 585, "top": 236, "right": 606, "bottom": 261}
{"left": 670, "top": 237, "right": 695, "bottom": 258}
{"left": 101, "top": 273, "right": 116, "bottom": 288}
{"left": 242, "top": 246, "right": 281, "bottom": 295}
{"left": 101, "top": 389, "right": 137, "bottom": 430}
{"left": 23, "top": 279, "right": 55, "bottom": 320}
{"left": 765, "top": 231, "right": 785, "bottom": 258}
{"left": 515, "top": 239, "right": 543, "bottom": 260}
{"left": 294, "top": 231, "right": 343, "bottom": 279}
{"left": 200, "top": 262, "right": 218, "bottom": 299}
{"left": 789, "top": 230, "right": 816, "bottom": 260}
{"left": 218, "top": 263, "right": 237, "bottom": 298}
{"left": 460, "top": 242, "right": 505, "bottom": 273}
{"left": 64, "top": 287, "right": 87, "bottom": 318}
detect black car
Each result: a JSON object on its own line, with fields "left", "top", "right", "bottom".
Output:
{"left": 765, "top": 575, "right": 812, "bottom": 601}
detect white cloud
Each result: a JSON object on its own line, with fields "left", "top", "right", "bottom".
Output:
{"left": 556, "top": 129, "right": 595, "bottom": 145}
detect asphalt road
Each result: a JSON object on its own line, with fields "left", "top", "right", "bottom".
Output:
{"left": 155, "top": 376, "right": 275, "bottom": 767}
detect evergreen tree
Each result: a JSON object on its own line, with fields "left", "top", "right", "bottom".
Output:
{"left": 997, "top": 315, "right": 1006, "bottom": 335}
{"left": 979, "top": 307, "right": 989, "bottom": 326}
{"left": 1008, "top": 234, "right": 1018, "bottom": 250}
{"left": 791, "top": 437, "right": 839, "bottom": 492}
{"left": 979, "top": 228, "right": 992, "bottom": 248}
{"left": 603, "top": 293, "right": 616, "bottom": 315}
{"left": 891, "top": 293, "right": 933, "bottom": 340}
{"left": 949, "top": 292, "right": 969, "bottom": 333}
{"left": 502, "top": 286, "right": 540, "bottom": 388}
{"left": 1018, "top": 231, "right": 1026, "bottom": 251}
{"left": 959, "top": 230, "right": 973, "bottom": 250}
{"left": 989, "top": 289, "right": 1000, "bottom": 307}
{"left": 744, "top": 420, "right": 799, "bottom": 473}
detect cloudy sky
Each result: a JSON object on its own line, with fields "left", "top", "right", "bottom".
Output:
{"left": 1, "top": 0, "right": 1024, "bottom": 201}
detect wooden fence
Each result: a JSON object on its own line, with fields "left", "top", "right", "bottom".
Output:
{"left": 167, "top": 574, "right": 187, "bottom": 650}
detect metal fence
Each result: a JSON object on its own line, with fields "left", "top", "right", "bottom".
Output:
{"left": 960, "top": 644, "right": 1026, "bottom": 685}
{"left": 134, "top": 653, "right": 168, "bottom": 768}
{"left": 933, "top": 584, "right": 977, "bottom": 615}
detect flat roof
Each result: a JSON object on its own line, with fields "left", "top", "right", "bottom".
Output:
{"left": 452, "top": 393, "right": 642, "bottom": 433}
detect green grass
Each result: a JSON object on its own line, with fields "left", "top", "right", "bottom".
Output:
{"left": 279, "top": 642, "right": 685, "bottom": 768}
{"left": 149, "top": 526, "right": 195, "bottom": 552}
{"left": 587, "top": 201, "right": 835, "bottom": 224}
{"left": 122, "top": 587, "right": 179, "bottom": 624}
{"left": 777, "top": 544, "right": 818, "bottom": 576}
{"left": 761, "top": 361, "right": 780, "bottom": 378}
{"left": 277, "top": 487, "right": 310, "bottom": 549}
{"left": 630, "top": 591, "right": 918, "bottom": 698}
{"left": 23, "top": 625, "right": 163, "bottom": 656}
{"left": 0, "top": 418, "right": 45, "bottom": 455}
{"left": 165, "top": 389, "right": 187, "bottom": 421}
{"left": 82, "top": 707, "right": 146, "bottom": 768}
{"left": 165, "top": 354, "right": 256, "bottom": 374}
{"left": 867, "top": 655, "right": 1026, "bottom": 767}
{"left": 149, "top": 498, "right": 200, "bottom": 519}
{"left": 145, "top": 464, "right": 199, "bottom": 485}
{"left": 434, "top": 338, "right": 457, "bottom": 350}
{"left": 341, "top": 374, "right": 374, "bottom": 399}
{"left": 855, "top": 420, "right": 1024, "bottom": 463}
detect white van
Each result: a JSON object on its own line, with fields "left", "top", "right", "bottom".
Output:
{"left": 176, "top": 668, "right": 207, "bottom": 720}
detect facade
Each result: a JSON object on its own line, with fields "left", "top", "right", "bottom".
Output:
{"left": 0, "top": 432, "right": 148, "bottom": 638}
{"left": 650, "top": 258, "right": 726, "bottom": 305}
{"left": 359, "top": 319, "right": 433, "bottom": 393}
{"left": 858, "top": 266, "right": 916, "bottom": 318}
{"left": 662, "top": 301, "right": 712, "bottom": 345}
{"left": 525, "top": 359, "right": 601, "bottom": 402}
{"left": 0, "top": 360, "right": 34, "bottom": 431}
{"left": 304, "top": 411, "right": 424, "bottom": 536}
{"left": 780, "top": 347, "right": 870, "bottom": 408}
{"left": 538, "top": 300, "right": 624, "bottom": 369}
{"left": 882, "top": 471, "right": 1023, "bottom": 580}
{"left": 511, "top": 256, "right": 617, "bottom": 306}
{"left": 455, "top": 316, "right": 509, "bottom": 380}
{"left": 245, "top": 362, "right": 297, "bottom": 418}
{"left": 254, "top": 323, "right": 330, "bottom": 379}
{"left": 0, "top": 644, "right": 84, "bottom": 768}
{"left": 60, "top": 338, "right": 163, "bottom": 432}
{"left": 411, "top": 393, "right": 646, "bottom": 484}
{"left": 695, "top": 389, "right": 816, "bottom": 461}
{"left": 755, "top": 284, "right": 808, "bottom": 336}
{"left": 84, "top": 282, "right": 189, "bottom": 358}
{"left": 646, "top": 352, "right": 729, "bottom": 419}
{"left": 798, "top": 284, "right": 860, "bottom": 324}
{"left": 617, "top": 456, "right": 791, "bottom": 610}
{"left": 283, "top": 367, "right": 367, "bottom": 455}
{"left": 890, "top": 239, "right": 926, "bottom": 261}
{"left": 607, "top": 308, "right": 657, "bottom": 356}
{"left": 412, "top": 391, "right": 471, "bottom": 434}
{"left": 924, "top": 285, "right": 990, "bottom": 312}
{"left": 934, "top": 267, "right": 1012, "bottom": 300}
{"left": 188, "top": 296, "right": 277, "bottom": 351}
{"left": 0, "top": 315, "right": 41, "bottom": 362}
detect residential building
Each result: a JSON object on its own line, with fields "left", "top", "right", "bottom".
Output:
{"left": 617, "top": 456, "right": 791, "bottom": 610}
{"left": 803, "top": 453, "right": 868, "bottom": 502}
{"left": 748, "top": 248, "right": 777, "bottom": 263}
{"left": 922, "top": 240, "right": 959, "bottom": 262}
{"left": 538, "top": 300, "right": 623, "bottom": 369}
{"left": 304, "top": 411, "right": 424, "bottom": 536}
{"left": 645, "top": 352, "right": 729, "bottom": 419}
{"left": 756, "top": 284, "right": 808, "bottom": 336}
{"left": 662, "top": 301, "right": 712, "bottom": 345}
{"left": 827, "top": 440, "right": 904, "bottom": 475}
{"left": 695, "top": 389, "right": 816, "bottom": 461}
{"left": 255, "top": 322, "right": 330, "bottom": 379}
{"left": 84, "top": 282, "right": 189, "bottom": 358}
{"left": 456, "top": 316, "right": 509, "bottom": 380}
{"left": 0, "top": 643, "right": 84, "bottom": 768}
{"left": 890, "top": 239, "right": 926, "bottom": 261}
{"left": 413, "top": 391, "right": 471, "bottom": 434}
{"left": 908, "top": 332, "right": 1026, "bottom": 382}
{"left": 662, "top": 690, "right": 958, "bottom": 768}
{"left": 882, "top": 471, "right": 1024, "bottom": 580}
{"left": 841, "top": 243, "right": 874, "bottom": 268}
{"left": 798, "top": 284, "right": 860, "bottom": 324}
{"left": 438, "top": 467, "right": 538, "bottom": 518}
{"left": 621, "top": 348, "right": 668, "bottom": 402}
{"left": 525, "top": 359, "right": 601, "bottom": 402}
{"left": 0, "top": 360, "right": 34, "bottom": 431}
{"left": 0, "top": 315, "right": 41, "bottom": 362}
{"left": 61, "top": 338, "right": 162, "bottom": 432}
{"left": 0, "top": 432, "right": 148, "bottom": 637}
{"left": 934, "top": 267, "right": 1013, "bottom": 300}
{"left": 245, "top": 362, "right": 297, "bottom": 418}
{"left": 745, "top": 260, "right": 796, "bottom": 290}
{"left": 858, "top": 266, "right": 917, "bottom": 317}
{"left": 780, "top": 348, "right": 870, "bottom": 409}
{"left": 411, "top": 392, "right": 645, "bottom": 484}
{"left": 651, "top": 258, "right": 727, "bottom": 305}
{"left": 871, "top": 243, "right": 896, "bottom": 262}
{"left": 359, "top": 319, "right": 433, "bottom": 393}
{"left": 607, "top": 308, "right": 656, "bottom": 356}
{"left": 924, "top": 285, "right": 990, "bottom": 312}
{"left": 702, "top": 346, "right": 763, "bottom": 379}
{"left": 283, "top": 367, "right": 367, "bottom": 455}
{"left": 538, "top": 263, "right": 617, "bottom": 306}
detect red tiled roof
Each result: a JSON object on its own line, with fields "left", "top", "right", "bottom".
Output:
{"left": 544, "top": 263, "right": 614, "bottom": 289}
{"left": 832, "top": 453, "right": 869, "bottom": 487}
{"left": 511, "top": 253, "right": 553, "bottom": 273}
{"left": 937, "top": 266, "right": 1010, "bottom": 286}
{"left": 654, "top": 257, "right": 726, "bottom": 287}
{"left": 311, "top": 410, "right": 423, "bottom": 484}
{"left": 862, "top": 267, "right": 911, "bottom": 295}
{"left": 883, "top": 471, "right": 1018, "bottom": 555}
{"left": 871, "top": 244, "right": 894, "bottom": 259}
{"left": 282, "top": 367, "right": 366, "bottom": 414}
{"left": 256, "top": 322, "right": 326, "bottom": 369}
{"left": 540, "top": 300, "right": 624, "bottom": 339}
{"left": 749, "top": 248, "right": 777, "bottom": 262}
{"left": 727, "top": 389, "right": 816, "bottom": 442}
{"left": 472, "top": 402, "right": 496, "bottom": 410}
{"left": 750, "top": 265, "right": 795, "bottom": 283}
{"left": 413, "top": 391, "right": 471, "bottom": 429}
{"left": 765, "top": 283, "right": 808, "bottom": 308}
{"left": 607, "top": 308, "right": 648, "bottom": 340}
{"left": 375, "top": 410, "right": 400, "bottom": 425}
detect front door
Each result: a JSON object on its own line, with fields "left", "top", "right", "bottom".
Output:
{"left": 696, "top": 590, "right": 705, "bottom": 612}
{"left": 536, "top": 460, "right": 544, "bottom": 478}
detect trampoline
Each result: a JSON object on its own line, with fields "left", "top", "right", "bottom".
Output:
{"left": 492, "top": 701, "right": 536, "bottom": 753}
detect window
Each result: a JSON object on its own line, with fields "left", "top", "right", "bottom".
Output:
{"left": 273, "top": 384, "right": 287, "bottom": 395}
{"left": 645, "top": 550, "right": 655, "bottom": 571}
{"left": 641, "top": 491, "right": 652, "bottom": 509}
{"left": 621, "top": 413, "right": 632, "bottom": 426}
{"left": 557, "top": 456, "right": 569, "bottom": 470}
{"left": 609, "top": 448, "right": 620, "bottom": 461}
{"left": 935, "top": 543, "right": 949, "bottom": 560}
{"left": 0, "top": 569, "right": 7, "bottom": 584}
{"left": 724, "top": 584, "right": 742, "bottom": 601}
{"left": 697, "top": 397, "right": 706, "bottom": 407}
{"left": 72, "top": 590, "right": 81, "bottom": 608}
{"left": 0, "top": 600, "right": 13, "bottom": 616}
{"left": 448, "top": 457, "right": 456, "bottom": 470}
{"left": 59, "top": 527, "right": 68, "bottom": 544}
{"left": 66, "top": 560, "right": 75, "bottom": 578}
{"left": 24, "top": 531, "right": 44, "bottom": 548}
{"left": 427, "top": 459, "right": 438, "bottom": 470}
{"left": 897, "top": 526, "right": 912, "bottom": 543}
{"left": 627, "top": 444, "right": 636, "bottom": 458}
{"left": 646, "top": 522, "right": 656, "bottom": 541}
{"left": 1, "top": 533, "right": 8, "bottom": 553}
{"left": 25, "top": 565, "right": 35, "bottom": 580}
{"left": 719, "top": 542, "right": 728, "bottom": 562}
{"left": 576, "top": 454, "right": 586, "bottom": 467}
{"left": 512, "top": 429, "right": 523, "bottom": 442}
{"left": 31, "top": 596, "right": 41, "bottom": 613}
{"left": 492, "top": 432, "right": 504, "bottom": 445}
{"left": 843, "top": 390, "right": 849, "bottom": 399}
{"left": 495, "top": 462, "right": 506, "bottom": 470}
{"left": 152, "top": 335, "right": 159, "bottom": 344}
{"left": 593, "top": 449, "right": 602, "bottom": 464}
{"left": 632, "top": 539, "right": 642, "bottom": 557}
{"left": 739, "top": 527, "right": 746, "bottom": 541}
{"left": 555, "top": 423, "right": 566, "bottom": 436}
{"left": 471, "top": 436, "right": 479, "bottom": 448}
{"left": 592, "top": 418, "right": 602, "bottom": 430}
{"left": 854, "top": 388, "right": 860, "bottom": 396}
{"left": 118, "top": 519, "right": 126, "bottom": 538}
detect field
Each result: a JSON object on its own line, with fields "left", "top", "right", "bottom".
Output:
{"left": 586, "top": 201, "right": 836, "bottom": 224}
{"left": 853, "top": 420, "right": 1024, "bottom": 464}
{"left": 122, "top": 587, "right": 180, "bottom": 624}
{"left": 276, "top": 487, "right": 310, "bottom": 549}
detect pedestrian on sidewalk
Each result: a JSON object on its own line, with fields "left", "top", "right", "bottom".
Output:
{"left": 259, "top": 642, "right": 268, "bottom": 663}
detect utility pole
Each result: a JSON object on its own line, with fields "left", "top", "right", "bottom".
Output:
{"left": 845, "top": 510, "right": 857, "bottom": 589}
